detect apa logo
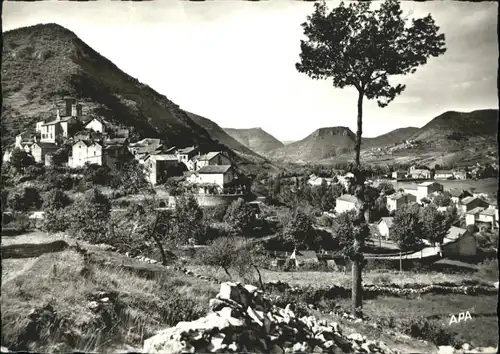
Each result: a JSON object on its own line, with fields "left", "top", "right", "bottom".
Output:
{"left": 449, "top": 311, "right": 472, "bottom": 325}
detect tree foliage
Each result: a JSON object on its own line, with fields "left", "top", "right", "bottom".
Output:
{"left": 282, "top": 209, "right": 316, "bottom": 250}
{"left": 10, "top": 148, "right": 34, "bottom": 172}
{"left": 330, "top": 209, "right": 370, "bottom": 259}
{"left": 224, "top": 198, "right": 256, "bottom": 235}
{"left": 390, "top": 204, "right": 424, "bottom": 251}
{"left": 42, "top": 189, "right": 71, "bottom": 211}
{"left": 419, "top": 204, "right": 451, "bottom": 246}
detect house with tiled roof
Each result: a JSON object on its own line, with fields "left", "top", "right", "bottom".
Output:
{"left": 195, "top": 151, "right": 230, "bottom": 170}
{"left": 387, "top": 192, "right": 417, "bottom": 213}
{"left": 144, "top": 154, "right": 186, "bottom": 186}
{"left": 434, "top": 170, "right": 454, "bottom": 180}
{"left": 196, "top": 165, "right": 236, "bottom": 190}
{"left": 68, "top": 140, "right": 103, "bottom": 168}
{"left": 448, "top": 188, "right": 473, "bottom": 204}
{"left": 31, "top": 142, "right": 60, "bottom": 164}
{"left": 459, "top": 196, "right": 489, "bottom": 214}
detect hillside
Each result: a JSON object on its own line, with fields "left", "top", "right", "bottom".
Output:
{"left": 1, "top": 24, "right": 219, "bottom": 149}
{"left": 224, "top": 127, "right": 284, "bottom": 155}
{"left": 362, "top": 127, "right": 420, "bottom": 149}
{"left": 409, "top": 109, "right": 498, "bottom": 142}
{"left": 267, "top": 127, "right": 356, "bottom": 163}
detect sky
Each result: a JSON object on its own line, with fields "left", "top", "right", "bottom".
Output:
{"left": 3, "top": 0, "right": 498, "bottom": 142}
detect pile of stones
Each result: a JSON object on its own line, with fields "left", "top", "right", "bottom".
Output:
{"left": 143, "top": 282, "right": 397, "bottom": 354}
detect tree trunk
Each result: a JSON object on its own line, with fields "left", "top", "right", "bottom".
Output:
{"left": 222, "top": 267, "right": 232, "bottom": 279}
{"left": 351, "top": 88, "right": 365, "bottom": 319}
{"left": 355, "top": 89, "right": 364, "bottom": 167}
{"left": 399, "top": 251, "right": 403, "bottom": 272}
{"left": 150, "top": 211, "right": 168, "bottom": 266}
{"left": 253, "top": 264, "right": 265, "bottom": 292}
{"left": 351, "top": 255, "right": 363, "bottom": 318}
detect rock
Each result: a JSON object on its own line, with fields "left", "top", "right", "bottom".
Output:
{"left": 88, "top": 301, "right": 99, "bottom": 310}
{"left": 219, "top": 282, "right": 252, "bottom": 308}
{"left": 207, "top": 333, "right": 226, "bottom": 352}
{"left": 100, "top": 297, "right": 109, "bottom": 303}
{"left": 461, "top": 343, "right": 471, "bottom": 351}
{"left": 348, "top": 333, "right": 364, "bottom": 342}
{"left": 245, "top": 284, "right": 259, "bottom": 294}
{"left": 247, "top": 306, "right": 264, "bottom": 326}
{"left": 438, "top": 346, "right": 456, "bottom": 354}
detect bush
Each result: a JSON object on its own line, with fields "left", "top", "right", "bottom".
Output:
{"left": 400, "top": 316, "right": 461, "bottom": 347}
{"left": 372, "top": 274, "right": 391, "bottom": 285}
{"left": 4, "top": 213, "right": 32, "bottom": 232}
{"left": 203, "top": 205, "right": 228, "bottom": 223}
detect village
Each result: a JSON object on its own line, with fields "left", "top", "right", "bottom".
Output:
{"left": 3, "top": 97, "right": 250, "bottom": 199}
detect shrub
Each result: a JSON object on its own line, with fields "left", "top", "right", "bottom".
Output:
{"left": 399, "top": 316, "right": 461, "bottom": 347}
{"left": 372, "top": 274, "right": 391, "bottom": 285}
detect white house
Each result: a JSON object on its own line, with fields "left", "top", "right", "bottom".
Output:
{"left": 476, "top": 208, "right": 497, "bottom": 230}
{"left": 85, "top": 118, "right": 110, "bottom": 134}
{"left": 434, "top": 170, "right": 454, "bottom": 180}
{"left": 377, "top": 217, "right": 394, "bottom": 240}
{"left": 128, "top": 138, "right": 162, "bottom": 159}
{"left": 335, "top": 194, "right": 359, "bottom": 214}
{"left": 36, "top": 109, "right": 79, "bottom": 143}
{"left": 416, "top": 181, "right": 443, "bottom": 203}
{"left": 448, "top": 189, "right": 473, "bottom": 204}
{"left": 337, "top": 173, "right": 355, "bottom": 190}
{"left": 68, "top": 140, "right": 103, "bottom": 168}
{"left": 308, "top": 174, "right": 333, "bottom": 187}
{"left": 197, "top": 165, "right": 235, "bottom": 189}
{"left": 465, "top": 207, "right": 485, "bottom": 226}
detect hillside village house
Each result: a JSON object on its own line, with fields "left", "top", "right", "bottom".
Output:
{"left": 36, "top": 111, "right": 79, "bottom": 144}
{"left": 15, "top": 131, "right": 38, "bottom": 150}
{"left": 403, "top": 186, "right": 418, "bottom": 197}
{"left": 449, "top": 189, "right": 473, "bottom": 204}
{"left": 68, "top": 140, "right": 103, "bottom": 168}
{"left": 441, "top": 229, "right": 477, "bottom": 258}
{"left": 195, "top": 151, "right": 230, "bottom": 171}
{"left": 128, "top": 138, "right": 162, "bottom": 160}
{"left": 31, "top": 142, "right": 59, "bottom": 164}
{"left": 377, "top": 217, "right": 393, "bottom": 240}
{"left": 386, "top": 192, "right": 417, "bottom": 213}
{"left": 308, "top": 174, "right": 334, "bottom": 187}
{"left": 197, "top": 165, "right": 235, "bottom": 189}
{"left": 466, "top": 207, "right": 498, "bottom": 231}
{"left": 434, "top": 170, "right": 454, "bottom": 180}
{"left": 416, "top": 181, "right": 443, "bottom": 203}
{"left": 409, "top": 165, "right": 431, "bottom": 179}
{"left": 338, "top": 172, "right": 355, "bottom": 190}
{"left": 335, "top": 194, "right": 359, "bottom": 214}
{"left": 459, "top": 196, "right": 489, "bottom": 214}
{"left": 452, "top": 170, "right": 468, "bottom": 180}
{"left": 289, "top": 250, "right": 319, "bottom": 267}
{"left": 144, "top": 154, "right": 185, "bottom": 186}
{"left": 176, "top": 146, "right": 200, "bottom": 164}
{"left": 391, "top": 171, "right": 406, "bottom": 179}
{"left": 85, "top": 117, "right": 112, "bottom": 134}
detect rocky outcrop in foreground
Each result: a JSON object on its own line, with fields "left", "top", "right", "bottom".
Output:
{"left": 143, "top": 282, "right": 396, "bottom": 354}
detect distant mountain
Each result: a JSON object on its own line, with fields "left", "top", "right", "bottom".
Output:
{"left": 362, "top": 127, "right": 420, "bottom": 149}
{"left": 224, "top": 128, "right": 284, "bottom": 155}
{"left": 185, "top": 112, "right": 278, "bottom": 173}
{"left": 267, "top": 127, "right": 356, "bottom": 162}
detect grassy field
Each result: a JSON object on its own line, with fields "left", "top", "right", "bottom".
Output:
{"left": 334, "top": 294, "right": 498, "bottom": 348}
{"left": 375, "top": 177, "right": 498, "bottom": 195}
{"left": 1, "top": 245, "right": 218, "bottom": 352}
{"left": 185, "top": 265, "right": 491, "bottom": 288}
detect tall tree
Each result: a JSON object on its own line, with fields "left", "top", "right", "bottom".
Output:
{"left": 296, "top": 0, "right": 446, "bottom": 317}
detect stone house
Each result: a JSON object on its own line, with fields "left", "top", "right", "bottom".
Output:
{"left": 409, "top": 165, "right": 431, "bottom": 179}
{"left": 196, "top": 165, "right": 236, "bottom": 190}
{"left": 289, "top": 250, "right": 319, "bottom": 267}
{"left": 31, "top": 142, "right": 59, "bottom": 164}
{"left": 416, "top": 181, "right": 443, "bottom": 203}
{"left": 335, "top": 194, "right": 359, "bottom": 214}
{"left": 15, "top": 131, "right": 38, "bottom": 149}
{"left": 175, "top": 146, "right": 200, "bottom": 164}
{"left": 377, "top": 217, "right": 394, "bottom": 240}
{"left": 144, "top": 154, "right": 186, "bottom": 186}
{"left": 68, "top": 140, "right": 103, "bottom": 168}
{"left": 36, "top": 111, "right": 79, "bottom": 144}
{"left": 391, "top": 171, "right": 406, "bottom": 179}
{"left": 128, "top": 139, "right": 163, "bottom": 160}
{"left": 448, "top": 189, "right": 473, "bottom": 204}
{"left": 459, "top": 197, "right": 489, "bottom": 214}
{"left": 441, "top": 231, "right": 477, "bottom": 258}
{"left": 474, "top": 208, "right": 497, "bottom": 231}
{"left": 85, "top": 117, "right": 111, "bottom": 134}
{"left": 386, "top": 192, "right": 417, "bottom": 213}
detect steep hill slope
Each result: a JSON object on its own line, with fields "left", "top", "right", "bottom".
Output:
{"left": 268, "top": 127, "right": 356, "bottom": 163}
{"left": 1, "top": 23, "right": 212, "bottom": 149}
{"left": 362, "top": 127, "right": 420, "bottom": 149}
{"left": 409, "top": 109, "right": 498, "bottom": 142}
{"left": 224, "top": 128, "right": 284, "bottom": 155}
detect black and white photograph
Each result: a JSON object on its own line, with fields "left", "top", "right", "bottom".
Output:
{"left": 1, "top": 0, "right": 498, "bottom": 353}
